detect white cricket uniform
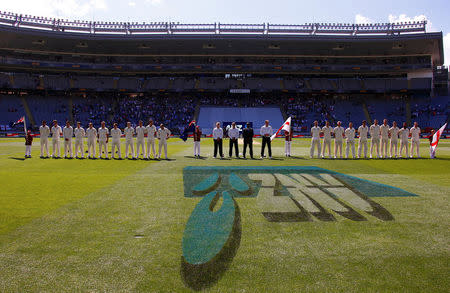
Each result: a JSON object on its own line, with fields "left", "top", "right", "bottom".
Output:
{"left": 357, "top": 125, "right": 369, "bottom": 158}
{"left": 98, "top": 127, "right": 109, "bottom": 158}
{"left": 389, "top": 126, "right": 400, "bottom": 158}
{"left": 74, "top": 127, "right": 85, "bottom": 158}
{"left": 322, "top": 126, "right": 333, "bottom": 158}
{"left": 369, "top": 124, "right": 381, "bottom": 158}
{"left": 157, "top": 127, "right": 171, "bottom": 159}
{"left": 51, "top": 125, "right": 62, "bottom": 157}
{"left": 124, "top": 127, "right": 135, "bottom": 158}
{"left": 146, "top": 124, "right": 157, "bottom": 158}
{"left": 310, "top": 126, "right": 322, "bottom": 158}
{"left": 410, "top": 126, "right": 421, "bottom": 158}
{"left": 345, "top": 127, "right": 356, "bottom": 158}
{"left": 39, "top": 125, "right": 50, "bottom": 157}
{"left": 63, "top": 126, "right": 74, "bottom": 158}
{"left": 135, "top": 126, "right": 146, "bottom": 158}
{"left": 110, "top": 128, "right": 122, "bottom": 159}
{"left": 333, "top": 126, "right": 345, "bottom": 158}
{"left": 86, "top": 127, "right": 97, "bottom": 158}
{"left": 380, "top": 124, "right": 390, "bottom": 158}
{"left": 398, "top": 127, "right": 409, "bottom": 158}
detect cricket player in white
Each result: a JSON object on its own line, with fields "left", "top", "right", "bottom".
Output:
{"left": 39, "top": 120, "right": 50, "bottom": 158}
{"left": 398, "top": 122, "right": 410, "bottom": 158}
{"left": 74, "top": 122, "right": 85, "bottom": 159}
{"left": 63, "top": 121, "right": 74, "bottom": 159}
{"left": 321, "top": 121, "right": 333, "bottom": 158}
{"left": 86, "top": 123, "right": 97, "bottom": 159}
{"left": 357, "top": 120, "right": 369, "bottom": 158}
{"left": 333, "top": 121, "right": 345, "bottom": 158}
{"left": 146, "top": 119, "right": 157, "bottom": 159}
{"left": 310, "top": 121, "right": 322, "bottom": 158}
{"left": 135, "top": 120, "right": 146, "bottom": 159}
{"left": 157, "top": 123, "right": 171, "bottom": 159}
{"left": 369, "top": 119, "right": 381, "bottom": 158}
{"left": 98, "top": 121, "right": 109, "bottom": 159}
{"left": 389, "top": 121, "right": 400, "bottom": 158}
{"left": 124, "top": 122, "right": 135, "bottom": 159}
{"left": 51, "top": 120, "right": 62, "bottom": 158}
{"left": 110, "top": 123, "right": 122, "bottom": 159}
{"left": 345, "top": 122, "right": 356, "bottom": 158}
{"left": 410, "top": 122, "right": 421, "bottom": 158}
{"left": 380, "top": 119, "right": 390, "bottom": 158}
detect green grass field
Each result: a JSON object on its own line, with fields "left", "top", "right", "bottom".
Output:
{"left": 0, "top": 137, "right": 449, "bottom": 292}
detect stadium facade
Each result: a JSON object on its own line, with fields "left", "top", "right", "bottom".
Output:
{"left": 0, "top": 11, "right": 447, "bottom": 133}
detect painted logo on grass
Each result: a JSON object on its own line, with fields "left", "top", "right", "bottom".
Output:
{"left": 180, "top": 166, "right": 417, "bottom": 290}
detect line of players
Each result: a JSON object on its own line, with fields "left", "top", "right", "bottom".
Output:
{"left": 37, "top": 119, "right": 171, "bottom": 159}
{"left": 309, "top": 119, "right": 422, "bottom": 159}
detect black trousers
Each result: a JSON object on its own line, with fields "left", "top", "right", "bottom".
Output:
{"left": 243, "top": 139, "right": 253, "bottom": 158}
{"left": 261, "top": 136, "right": 272, "bottom": 157}
{"left": 214, "top": 139, "right": 223, "bottom": 157}
{"left": 229, "top": 138, "right": 239, "bottom": 157}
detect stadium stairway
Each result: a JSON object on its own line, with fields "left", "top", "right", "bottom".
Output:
{"left": 362, "top": 102, "right": 372, "bottom": 124}
{"left": 405, "top": 97, "right": 412, "bottom": 126}
{"left": 20, "top": 96, "right": 36, "bottom": 126}
{"left": 68, "top": 97, "right": 74, "bottom": 123}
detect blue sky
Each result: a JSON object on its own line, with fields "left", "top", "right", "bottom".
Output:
{"left": 2, "top": 0, "right": 449, "bottom": 65}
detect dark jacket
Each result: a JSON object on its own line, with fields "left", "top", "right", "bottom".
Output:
{"left": 242, "top": 127, "right": 254, "bottom": 141}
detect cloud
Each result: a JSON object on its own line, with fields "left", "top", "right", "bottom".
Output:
{"left": 444, "top": 33, "right": 450, "bottom": 66}
{"left": 1, "top": 0, "right": 108, "bottom": 19}
{"left": 146, "top": 0, "right": 163, "bottom": 6}
{"left": 355, "top": 14, "right": 373, "bottom": 24}
{"left": 128, "top": 1, "right": 136, "bottom": 7}
{"left": 388, "top": 14, "right": 436, "bottom": 32}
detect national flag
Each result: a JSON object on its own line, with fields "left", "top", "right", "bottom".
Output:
{"left": 431, "top": 123, "right": 447, "bottom": 152}
{"left": 14, "top": 116, "right": 25, "bottom": 125}
{"left": 271, "top": 117, "right": 291, "bottom": 141}
{"left": 180, "top": 120, "right": 196, "bottom": 141}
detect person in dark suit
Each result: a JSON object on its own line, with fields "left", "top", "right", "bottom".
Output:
{"left": 242, "top": 122, "right": 254, "bottom": 159}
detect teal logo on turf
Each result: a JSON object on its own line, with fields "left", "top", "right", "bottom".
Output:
{"left": 181, "top": 166, "right": 417, "bottom": 290}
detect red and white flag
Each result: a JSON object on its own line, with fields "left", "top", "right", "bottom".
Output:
{"left": 271, "top": 117, "right": 291, "bottom": 141}
{"left": 431, "top": 123, "right": 447, "bottom": 152}
{"left": 14, "top": 116, "right": 25, "bottom": 124}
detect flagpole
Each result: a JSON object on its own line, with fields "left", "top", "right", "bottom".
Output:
{"left": 23, "top": 116, "right": 27, "bottom": 135}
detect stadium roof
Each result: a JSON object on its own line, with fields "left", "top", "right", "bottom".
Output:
{"left": 0, "top": 11, "right": 444, "bottom": 65}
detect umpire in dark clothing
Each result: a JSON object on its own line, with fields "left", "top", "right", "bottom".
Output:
{"left": 242, "top": 122, "right": 254, "bottom": 159}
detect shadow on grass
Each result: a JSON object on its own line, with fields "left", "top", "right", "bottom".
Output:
{"left": 181, "top": 200, "right": 241, "bottom": 291}
{"left": 184, "top": 156, "right": 207, "bottom": 160}
{"left": 9, "top": 157, "right": 26, "bottom": 161}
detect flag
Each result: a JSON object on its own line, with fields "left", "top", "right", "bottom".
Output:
{"left": 431, "top": 123, "right": 447, "bottom": 152}
{"left": 13, "top": 116, "right": 27, "bottom": 135}
{"left": 271, "top": 117, "right": 291, "bottom": 141}
{"left": 180, "top": 120, "right": 196, "bottom": 141}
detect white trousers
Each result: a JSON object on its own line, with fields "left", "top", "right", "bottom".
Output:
{"left": 40, "top": 138, "right": 48, "bottom": 157}
{"left": 147, "top": 139, "right": 156, "bottom": 158}
{"left": 194, "top": 141, "right": 201, "bottom": 156}
{"left": 87, "top": 139, "right": 96, "bottom": 158}
{"left": 430, "top": 146, "right": 435, "bottom": 159}
{"left": 390, "top": 139, "right": 398, "bottom": 158}
{"left": 322, "top": 139, "right": 331, "bottom": 157}
{"left": 75, "top": 139, "right": 84, "bottom": 158}
{"left": 111, "top": 140, "right": 121, "bottom": 158}
{"left": 399, "top": 140, "right": 409, "bottom": 157}
{"left": 25, "top": 145, "right": 31, "bottom": 156}
{"left": 370, "top": 138, "right": 380, "bottom": 158}
{"left": 98, "top": 141, "right": 108, "bottom": 158}
{"left": 358, "top": 139, "right": 368, "bottom": 158}
{"left": 158, "top": 140, "right": 168, "bottom": 158}
{"left": 64, "top": 139, "right": 73, "bottom": 157}
{"left": 410, "top": 139, "right": 420, "bottom": 157}
{"left": 381, "top": 138, "right": 389, "bottom": 158}
{"left": 346, "top": 140, "right": 355, "bottom": 158}
{"left": 125, "top": 140, "right": 135, "bottom": 158}
{"left": 285, "top": 141, "right": 291, "bottom": 156}
{"left": 52, "top": 139, "right": 61, "bottom": 157}
{"left": 334, "top": 140, "right": 343, "bottom": 158}
{"left": 136, "top": 139, "right": 145, "bottom": 158}
{"left": 310, "top": 138, "right": 321, "bottom": 157}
